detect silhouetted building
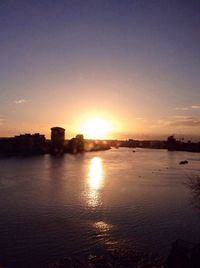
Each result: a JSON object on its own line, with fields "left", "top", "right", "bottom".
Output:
{"left": 14, "top": 133, "right": 46, "bottom": 155}
{"left": 120, "top": 139, "right": 139, "bottom": 148}
{"left": 0, "top": 134, "right": 46, "bottom": 156}
{"left": 50, "top": 127, "right": 65, "bottom": 155}
{"left": 166, "top": 135, "right": 179, "bottom": 151}
{"left": 0, "top": 138, "right": 14, "bottom": 156}
{"left": 166, "top": 135, "right": 200, "bottom": 152}
{"left": 75, "top": 134, "right": 85, "bottom": 152}
{"left": 66, "top": 134, "right": 85, "bottom": 154}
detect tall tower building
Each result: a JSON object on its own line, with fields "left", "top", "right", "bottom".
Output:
{"left": 50, "top": 127, "right": 65, "bottom": 155}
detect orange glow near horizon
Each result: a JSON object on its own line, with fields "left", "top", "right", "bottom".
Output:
{"left": 80, "top": 117, "right": 112, "bottom": 139}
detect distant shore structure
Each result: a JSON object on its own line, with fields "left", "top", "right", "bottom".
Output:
{"left": 1, "top": 128, "right": 199, "bottom": 157}
{"left": 0, "top": 126, "right": 112, "bottom": 157}
{"left": 50, "top": 127, "right": 65, "bottom": 155}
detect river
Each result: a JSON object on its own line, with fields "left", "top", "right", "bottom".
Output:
{"left": 0, "top": 148, "right": 200, "bottom": 267}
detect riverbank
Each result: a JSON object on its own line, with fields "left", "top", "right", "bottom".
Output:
{"left": 48, "top": 248, "right": 164, "bottom": 268}
{"left": 48, "top": 239, "right": 200, "bottom": 268}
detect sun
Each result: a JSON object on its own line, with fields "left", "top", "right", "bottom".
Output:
{"left": 80, "top": 118, "right": 112, "bottom": 139}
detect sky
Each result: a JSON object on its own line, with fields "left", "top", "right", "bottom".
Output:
{"left": 0, "top": 0, "right": 200, "bottom": 139}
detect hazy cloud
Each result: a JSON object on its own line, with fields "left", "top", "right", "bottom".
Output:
{"left": 14, "top": 99, "right": 27, "bottom": 104}
{"left": 151, "top": 116, "right": 200, "bottom": 129}
{"left": 0, "top": 116, "right": 5, "bottom": 125}
{"left": 171, "top": 115, "right": 194, "bottom": 120}
{"left": 168, "top": 120, "right": 200, "bottom": 127}
{"left": 175, "top": 105, "right": 200, "bottom": 111}
{"left": 135, "top": 117, "right": 147, "bottom": 123}
{"left": 167, "top": 116, "right": 200, "bottom": 127}
{"left": 175, "top": 107, "right": 189, "bottom": 111}
{"left": 150, "top": 119, "right": 169, "bottom": 128}
{"left": 191, "top": 105, "right": 200, "bottom": 109}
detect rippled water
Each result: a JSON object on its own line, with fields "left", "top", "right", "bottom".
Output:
{"left": 0, "top": 148, "right": 200, "bottom": 267}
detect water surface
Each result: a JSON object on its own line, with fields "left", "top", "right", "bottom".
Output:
{"left": 0, "top": 148, "right": 200, "bottom": 267}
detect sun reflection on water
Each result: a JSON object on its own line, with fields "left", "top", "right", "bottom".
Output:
{"left": 93, "top": 221, "right": 118, "bottom": 248}
{"left": 86, "top": 157, "right": 104, "bottom": 207}
{"left": 89, "top": 157, "right": 103, "bottom": 190}
{"left": 94, "top": 221, "right": 110, "bottom": 232}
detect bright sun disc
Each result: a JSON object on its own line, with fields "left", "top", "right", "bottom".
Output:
{"left": 80, "top": 118, "right": 112, "bottom": 139}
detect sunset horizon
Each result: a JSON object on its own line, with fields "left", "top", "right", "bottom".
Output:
{"left": 0, "top": 1, "right": 200, "bottom": 267}
{"left": 1, "top": 1, "right": 200, "bottom": 141}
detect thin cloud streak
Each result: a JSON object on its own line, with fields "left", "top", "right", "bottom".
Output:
{"left": 168, "top": 119, "right": 200, "bottom": 127}
{"left": 191, "top": 105, "right": 200, "bottom": 109}
{"left": 171, "top": 116, "right": 194, "bottom": 120}
{"left": 165, "top": 116, "right": 200, "bottom": 127}
{"left": 0, "top": 116, "right": 5, "bottom": 126}
{"left": 150, "top": 116, "right": 200, "bottom": 129}
{"left": 14, "top": 99, "right": 27, "bottom": 104}
{"left": 175, "top": 105, "right": 200, "bottom": 111}
{"left": 175, "top": 107, "right": 189, "bottom": 111}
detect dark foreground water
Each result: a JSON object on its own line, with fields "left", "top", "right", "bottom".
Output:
{"left": 0, "top": 148, "right": 200, "bottom": 267}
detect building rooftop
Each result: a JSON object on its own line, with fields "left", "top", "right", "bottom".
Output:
{"left": 51, "top": 127, "right": 65, "bottom": 131}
